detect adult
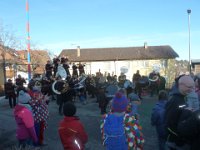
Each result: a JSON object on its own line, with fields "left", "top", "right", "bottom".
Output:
{"left": 165, "top": 75, "right": 195, "bottom": 150}
{"left": 72, "top": 63, "right": 78, "bottom": 77}
{"left": 4, "top": 79, "right": 16, "bottom": 108}
{"left": 132, "top": 70, "right": 142, "bottom": 99}
{"left": 61, "top": 57, "right": 71, "bottom": 79}
{"left": 15, "top": 74, "right": 26, "bottom": 88}
{"left": 78, "top": 63, "right": 85, "bottom": 76}
{"left": 149, "top": 71, "right": 159, "bottom": 97}
{"left": 45, "top": 60, "right": 53, "bottom": 79}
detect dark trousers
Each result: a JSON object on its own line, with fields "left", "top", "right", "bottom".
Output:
{"left": 158, "top": 136, "right": 166, "bottom": 150}
{"left": 135, "top": 83, "right": 142, "bottom": 98}
{"left": 9, "top": 96, "right": 16, "bottom": 108}
{"left": 35, "top": 121, "right": 45, "bottom": 145}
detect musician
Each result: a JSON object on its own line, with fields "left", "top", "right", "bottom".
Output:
{"left": 85, "top": 75, "right": 96, "bottom": 99}
{"left": 72, "top": 63, "right": 78, "bottom": 76}
{"left": 61, "top": 57, "right": 71, "bottom": 79}
{"left": 55, "top": 76, "right": 76, "bottom": 115}
{"left": 78, "top": 62, "right": 85, "bottom": 76}
{"left": 149, "top": 70, "right": 160, "bottom": 97}
{"left": 133, "top": 70, "right": 142, "bottom": 99}
{"left": 45, "top": 60, "right": 53, "bottom": 79}
{"left": 41, "top": 77, "right": 52, "bottom": 98}
{"left": 158, "top": 75, "right": 166, "bottom": 91}
{"left": 4, "top": 79, "right": 16, "bottom": 108}
{"left": 15, "top": 74, "right": 26, "bottom": 87}
{"left": 106, "top": 73, "right": 112, "bottom": 83}
{"left": 53, "top": 58, "right": 60, "bottom": 77}
{"left": 118, "top": 73, "right": 126, "bottom": 88}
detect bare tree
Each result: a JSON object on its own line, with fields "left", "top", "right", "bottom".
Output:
{"left": 0, "top": 22, "right": 20, "bottom": 83}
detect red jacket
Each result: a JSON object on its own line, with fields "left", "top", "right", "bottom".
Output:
{"left": 58, "top": 116, "right": 88, "bottom": 150}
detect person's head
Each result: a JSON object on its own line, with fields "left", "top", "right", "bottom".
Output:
{"left": 18, "top": 90, "right": 31, "bottom": 104}
{"left": 136, "top": 70, "right": 140, "bottom": 74}
{"left": 63, "top": 102, "right": 76, "bottom": 117}
{"left": 18, "top": 74, "right": 21, "bottom": 78}
{"left": 112, "top": 92, "right": 128, "bottom": 113}
{"left": 8, "top": 79, "right": 12, "bottom": 82}
{"left": 158, "top": 90, "right": 168, "bottom": 101}
{"left": 178, "top": 75, "right": 195, "bottom": 95}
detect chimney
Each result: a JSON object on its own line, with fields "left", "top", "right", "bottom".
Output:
{"left": 144, "top": 42, "right": 148, "bottom": 49}
{"left": 77, "top": 46, "right": 80, "bottom": 57}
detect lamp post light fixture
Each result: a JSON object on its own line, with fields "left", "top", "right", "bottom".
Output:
{"left": 187, "top": 9, "right": 191, "bottom": 74}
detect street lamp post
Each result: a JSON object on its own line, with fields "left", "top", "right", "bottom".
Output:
{"left": 187, "top": 9, "right": 191, "bottom": 74}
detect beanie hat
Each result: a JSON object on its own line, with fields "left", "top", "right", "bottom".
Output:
{"left": 18, "top": 90, "right": 31, "bottom": 104}
{"left": 63, "top": 102, "right": 76, "bottom": 116}
{"left": 112, "top": 92, "right": 128, "bottom": 112}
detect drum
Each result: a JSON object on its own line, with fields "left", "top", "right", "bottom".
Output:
{"left": 105, "top": 84, "right": 119, "bottom": 98}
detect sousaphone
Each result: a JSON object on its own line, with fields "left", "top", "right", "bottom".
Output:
{"left": 149, "top": 64, "right": 160, "bottom": 82}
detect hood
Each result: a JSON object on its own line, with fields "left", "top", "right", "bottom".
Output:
{"left": 169, "top": 84, "right": 181, "bottom": 96}
{"left": 14, "top": 105, "right": 25, "bottom": 116}
{"left": 156, "top": 100, "right": 167, "bottom": 109}
{"left": 63, "top": 116, "right": 79, "bottom": 122}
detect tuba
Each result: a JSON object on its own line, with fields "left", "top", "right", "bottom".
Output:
{"left": 52, "top": 80, "right": 69, "bottom": 95}
{"left": 56, "top": 64, "right": 67, "bottom": 80}
{"left": 120, "top": 66, "right": 129, "bottom": 74}
{"left": 149, "top": 64, "right": 160, "bottom": 82}
{"left": 52, "top": 64, "right": 69, "bottom": 94}
{"left": 52, "top": 73, "right": 87, "bottom": 95}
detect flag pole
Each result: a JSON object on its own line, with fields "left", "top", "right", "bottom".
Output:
{"left": 26, "top": 0, "right": 31, "bottom": 80}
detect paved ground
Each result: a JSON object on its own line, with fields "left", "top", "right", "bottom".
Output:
{"left": 0, "top": 94, "right": 159, "bottom": 150}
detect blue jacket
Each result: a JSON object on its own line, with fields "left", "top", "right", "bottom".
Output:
{"left": 151, "top": 100, "right": 167, "bottom": 138}
{"left": 103, "top": 114, "right": 128, "bottom": 150}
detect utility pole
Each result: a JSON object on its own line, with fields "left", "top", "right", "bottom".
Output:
{"left": 187, "top": 9, "right": 191, "bottom": 74}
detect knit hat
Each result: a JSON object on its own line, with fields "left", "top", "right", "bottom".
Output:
{"left": 18, "top": 90, "right": 31, "bottom": 104}
{"left": 112, "top": 92, "right": 128, "bottom": 112}
{"left": 63, "top": 102, "right": 76, "bottom": 116}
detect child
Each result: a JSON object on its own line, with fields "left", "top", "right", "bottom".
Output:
{"left": 28, "top": 82, "right": 49, "bottom": 146}
{"left": 58, "top": 102, "right": 88, "bottom": 150}
{"left": 151, "top": 90, "right": 168, "bottom": 150}
{"left": 14, "top": 90, "right": 38, "bottom": 148}
{"left": 100, "top": 92, "right": 144, "bottom": 150}
{"left": 127, "top": 87, "right": 141, "bottom": 117}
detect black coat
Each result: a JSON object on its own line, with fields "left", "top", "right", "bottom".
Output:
{"left": 164, "top": 92, "right": 187, "bottom": 146}
{"left": 178, "top": 109, "right": 200, "bottom": 150}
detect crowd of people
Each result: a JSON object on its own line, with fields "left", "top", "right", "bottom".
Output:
{"left": 3, "top": 56, "right": 200, "bottom": 150}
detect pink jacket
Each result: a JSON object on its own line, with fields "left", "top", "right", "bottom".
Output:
{"left": 14, "top": 105, "right": 38, "bottom": 143}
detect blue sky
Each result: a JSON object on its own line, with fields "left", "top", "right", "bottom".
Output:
{"left": 0, "top": 0, "right": 199, "bottom": 60}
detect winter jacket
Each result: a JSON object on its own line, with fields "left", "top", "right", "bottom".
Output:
{"left": 103, "top": 113, "right": 128, "bottom": 150}
{"left": 14, "top": 105, "right": 38, "bottom": 143}
{"left": 165, "top": 90, "right": 187, "bottom": 146}
{"left": 151, "top": 100, "right": 167, "bottom": 138}
{"left": 177, "top": 109, "right": 200, "bottom": 150}
{"left": 58, "top": 116, "right": 88, "bottom": 150}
